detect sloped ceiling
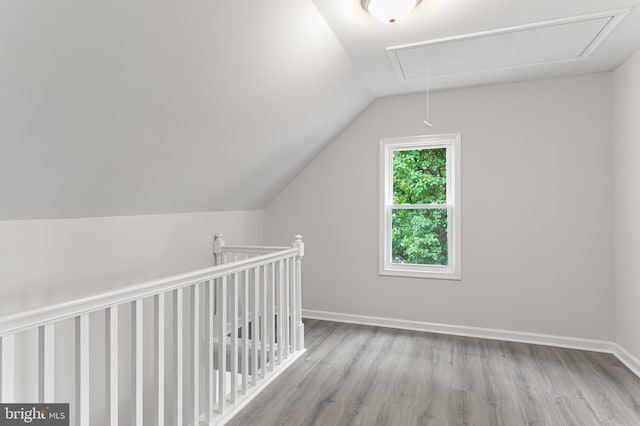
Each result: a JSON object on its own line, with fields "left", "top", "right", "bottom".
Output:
{"left": 3, "top": 0, "right": 640, "bottom": 220}
{"left": 0, "top": 0, "right": 374, "bottom": 219}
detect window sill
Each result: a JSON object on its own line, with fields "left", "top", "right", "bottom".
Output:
{"left": 379, "top": 267, "right": 461, "bottom": 281}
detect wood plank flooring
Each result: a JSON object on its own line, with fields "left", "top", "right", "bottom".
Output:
{"left": 228, "top": 319, "right": 640, "bottom": 426}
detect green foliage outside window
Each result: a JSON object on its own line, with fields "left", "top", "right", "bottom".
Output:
{"left": 392, "top": 148, "right": 448, "bottom": 266}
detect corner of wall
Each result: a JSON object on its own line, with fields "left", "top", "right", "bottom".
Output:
{"left": 612, "top": 48, "right": 640, "bottom": 363}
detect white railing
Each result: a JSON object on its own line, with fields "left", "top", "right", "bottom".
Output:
{"left": 0, "top": 235, "right": 305, "bottom": 426}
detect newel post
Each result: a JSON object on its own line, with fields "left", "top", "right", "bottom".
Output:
{"left": 212, "top": 234, "right": 226, "bottom": 325}
{"left": 292, "top": 235, "right": 304, "bottom": 351}
{"left": 213, "top": 234, "right": 225, "bottom": 266}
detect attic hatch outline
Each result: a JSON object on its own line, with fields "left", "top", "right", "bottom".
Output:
{"left": 386, "top": 8, "right": 631, "bottom": 80}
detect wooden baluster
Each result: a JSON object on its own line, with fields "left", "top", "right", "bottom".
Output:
{"left": 131, "top": 300, "right": 143, "bottom": 426}
{"left": 1, "top": 334, "right": 15, "bottom": 403}
{"left": 290, "top": 255, "right": 297, "bottom": 354}
{"left": 105, "top": 306, "right": 118, "bottom": 426}
{"left": 252, "top": 267, "right": 259, "bottom": 386}
{"left": 206, "top": 279, "right": 215, "bottom": 423}
{"left": 38, "top": 324, "right": 55, "bottom": 402}
{"left": 217, "top": 276, "right": 227, "bottom": 414}
{"left": 191, "top": 283, "right": 200, "bottom": 426}
{"left": 269, "top": 263, "right": 276, "bottom": 372}
{"left": 213, "top": 235, "right": 224, "bottom": 414}
{"left": 283, "top": 258, "right": 290, "bottom": 358}
{"left": 230, "top": 274, "right": 238, "bottom": 402}
{"left": 75, "top": 315, "right": 89, "bottom": 426}
{"left": 174, "top": 289, "right": 184, "bottom": 426}
{"left": 154, "top": 294, "right": 165, "bottom": 426}
{"left": 242, "top": 270, "right": 249, "bottom": 393}
{"left": 277, "top": 260, "right": 284, "bottom": 365}
{"left": 261, "top": 265, "right": 267, "bottom": 378}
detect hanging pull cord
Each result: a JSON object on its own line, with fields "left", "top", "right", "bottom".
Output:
{"left": 424, "top": 63, "right": 434, "bottom": 127}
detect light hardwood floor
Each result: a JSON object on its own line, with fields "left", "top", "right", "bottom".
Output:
{"left": 228, "top": 319, "right": 640, "bottom": 426}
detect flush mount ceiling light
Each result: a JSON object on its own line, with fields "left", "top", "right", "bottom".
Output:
{"left": 362, "top": 0, "right": 422, "bottom": 24}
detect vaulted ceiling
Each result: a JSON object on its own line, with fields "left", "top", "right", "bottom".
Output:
{"left": 0, "top": 0, "right": 373, "bottom": 219}
{"left": 2, "top": 0, "right": 640, "bottom": 219}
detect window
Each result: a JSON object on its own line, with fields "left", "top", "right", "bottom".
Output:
{"left": 379, "top": 134, "right": 461, "bottom": 280}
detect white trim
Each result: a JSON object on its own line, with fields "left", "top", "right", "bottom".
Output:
{"left": 611, "top": 343, "right": 640, "bottom": 379}
{"left": 302, "top": 309, "right": 640, "bottom": 379}
{"left": 379, "top": 134, "right": 461, "bottom": 280}
{"left": 391, "top": 204, "right": 452, "bottom": 210}
{"left": 380, "top": 264, "right": 460, "bottom": 280}
{"left": 222, "top": 245, "right": 291, "bottom": 253}
{"left": 303, "top": 309, "right": 611, "bottom": 351}
{"left": 385, "top": 8, "right": 631, "bottom": 80}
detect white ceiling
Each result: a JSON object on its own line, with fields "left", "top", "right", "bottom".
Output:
{"left": 2, "top": 0, "right": 640, "bottom": 220}
{"left": 312, "top": 0, "right": 640, "bottom": 95}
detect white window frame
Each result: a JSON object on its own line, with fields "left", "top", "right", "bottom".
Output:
{"left": 379, "top": 134, "right": 461, "bottom": 280}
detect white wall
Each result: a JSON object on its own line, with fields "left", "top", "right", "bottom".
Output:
{"left": 613, "top": 49, "right": 640, "bottom": 361}
{"left": 0, "top": 210, "right": 263, "bottom": 425}
{"left": 0, "top": 210, "right": 263, "bottom": 316}
{"left": 266, "top": 73, "right": 614, "bottom": 341}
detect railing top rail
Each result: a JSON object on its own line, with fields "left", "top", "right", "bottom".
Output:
{"left": 221, "top": 245, "right": 291, "bottom": 253}
{"left": 0, "top": 246, "right": 300, "bottom": 337}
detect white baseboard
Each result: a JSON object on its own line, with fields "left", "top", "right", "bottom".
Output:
{"left": 302, "top": 309, "right": 612, "bottom": 352}
{"left": 611, "top": 343, "right": 640, "bottom": 378}
{"left": 302, "top": 309, "right": 640, "bottom": 379}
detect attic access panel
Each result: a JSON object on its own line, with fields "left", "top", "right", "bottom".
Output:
{"left": 387, "top": 9, "right": 630, "bottom": 79}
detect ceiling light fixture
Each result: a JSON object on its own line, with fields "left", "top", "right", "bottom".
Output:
{"left": 362, "top": 0, "right": 422, "bottom": 24}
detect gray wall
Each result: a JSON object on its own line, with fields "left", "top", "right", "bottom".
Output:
{"left": 0, "top": 210, "right": 264, "bottom": 315}
{"left": 613, "top": 49, "right": 640, "bottom": 361}
{"left": 266, "top": 73, "right": 614, "bottom": 341}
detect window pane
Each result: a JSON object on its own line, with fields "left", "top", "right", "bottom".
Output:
{"left": 392, "top": 208, "right": 448, "bottom": 266}
{"left": 393, "top": 148, "right": 447, "bottom": 204}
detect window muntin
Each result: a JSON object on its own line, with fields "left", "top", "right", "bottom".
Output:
{"left": 380, "top": 134, "right": 461, "bottom": 280}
